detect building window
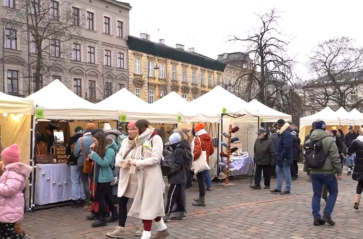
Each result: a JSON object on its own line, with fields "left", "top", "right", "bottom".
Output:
{"left": 50, "top": 1, "right": 59, "bottom": 20}
{"left": 86, "top": 11, "right": 94, "bottom": 30}
{"left": 309, "top": 110, "right": 315, "bottom": 116}
{"left": 208, "top": 74, "right": 212, "bottom": 86}
{"left": 74, "top": 78, "right": 82, "bottom": 96}
{"left": 30, "top": 0, "right": 39, "bottom": 14}
{"left": 182, "top": 94, "right": 187, "bottom": 99}
{"left": 50, "top": 38, "right": 60, "bottom": 57}
{"left": 52, "top": 75, "right": 61, "bottom": 81}
{"left": 117, "top": 53, "right": 124, "bottom": 69}
{"left": 30, "top": 36, "right": 37, "bottom": 54}
{"left": 351, "top": 89, "right": 357, "bottom": 101}
{"left": 72, "top": 43, "right": 81, "bottom": 61}
{"left": 7, "top": 70, "right": 18, "bottom": 94}
{"left": 104, "top": 16, "right": 110, "bottom": 34}
{"left": 104, "top": 50, "right": 111, "bottom": 66}
{"left": 4, "top": 0, "right": 15, "bottom": 8}
{"left": 159, "top": 64, "right": 165, "bottom": 78}
{"left": 135, "top": 58, "right": 141, "bottom": 74}
{"left": 182, "top": 68, "right": 187, "bottom": 82}
{"left": 192, "top": 70, "right": 196, "bottom": 83}
{"left": 5, "top": 28, "right": 17, "bottom": 50}
{"left": 89, "top": 80, "right": 96, "bottom": 99}
{"left": 148, "top": 90, "right": 154, "bottom": 103}
{"left": 72, "top": 7, "right": 80, "bottom": 26}
{"left": 172, "top": 66, "right": 177, "bottom": 80}
{"left": 135, "top": 87, "right": 140, "bottom": 97}
{"left": 201, "top": 73, "right": 205, "bottom": 86}
{"left": 217, "top": 75, "right": 221, "bottom": 84}
{"left": 87, "top": 46, "right": 95, "bottom": 64}
{"left": 160, "top": 90, "right": 164, "bottom": 98}
{"left": 148, "top": 61, "right": 154, "bottom": 77}
{"left": 105, "top": 82, "right": 113, "bottom": 98}
{"left": 117, "top": 20, "right": 123, "bottom": 38}
{"left": 118, "top": 84, "right": 125, "bottom": 90}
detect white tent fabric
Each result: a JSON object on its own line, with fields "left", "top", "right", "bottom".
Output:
{"left": 26, "top": 80, "right": 118, "bottom": 120}
{"left": 349, "top": 108, "right": 363, "bottom": 125}
{"left": 247, "top": 99, "right": 291, "bottom": 123}
{"left": 178, "top": 86, "right": 258, "bottom": 123}
{"left": 300, "top": 107, "right": 340, "bottom": 127}
{"left": 336, "top": 107, "right": 354, "bottom": 125}
{"left": 0, "top": 92, "right": 34, "bottom": 115}
{"left": 146, "top": 92, "right": 189, "bottom": 123}
{"left": 96, "top": 88, "right": 151, "bottom": 121}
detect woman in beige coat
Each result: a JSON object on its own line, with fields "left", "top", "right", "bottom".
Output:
{"left": 128, "top": 119, "right": 169, "bottom": 239}
{"left": 106, "top": 121, "right": 143, "bottom": 238}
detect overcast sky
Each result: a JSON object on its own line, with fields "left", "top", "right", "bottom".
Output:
{"left": 125, "top": 0, "right": 363, "bottom": 80}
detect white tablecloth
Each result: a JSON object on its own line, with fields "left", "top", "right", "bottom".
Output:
{"left": 221, "top": 154, "right": 254, "bottom": 176}
{"left": 34, "top": 164, "right": 72, "bottom": 205}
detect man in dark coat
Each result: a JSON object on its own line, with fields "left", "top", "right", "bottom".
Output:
{"left": 270, "top": 127, "right": 278, "bottom": 178}
{"left": 271, "top": 119, "right": 293, "bottom": 195}
{"left": 290, "top": 127, "right": 301, "bottom": 180}
{"left": 251, "top": 128, "right": 275, "bottom": 190}
{"left": 164, "top": 132, "right": 190, "bottom": 222}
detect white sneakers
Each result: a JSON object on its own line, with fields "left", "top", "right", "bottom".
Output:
{"left": 106, "top": 226, "right": 124, "bottom": 238}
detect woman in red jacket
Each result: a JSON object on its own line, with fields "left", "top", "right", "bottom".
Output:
{"left": 192, "top": 123, "right": 214, "bottom": 207}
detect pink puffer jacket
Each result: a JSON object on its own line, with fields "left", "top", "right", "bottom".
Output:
{"left": 0, "top": 162, "right": 32, "bottom": 223}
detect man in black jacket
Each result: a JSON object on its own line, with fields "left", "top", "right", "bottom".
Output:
{"left": 270, "top": 127, "right": 278, "bottom": 178}
{"left": 289, "top": 123, "right": 301, "bottom": 180}
{"left": 164, "top": 132, "right": 190, "bottom": 222}
{"left": 251, "top": 128, "right": 275, "bottom": 189}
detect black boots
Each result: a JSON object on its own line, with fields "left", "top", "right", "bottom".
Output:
{"left": 313, "top": 219, "right": 325, "bottom": 226}
{"left": 322, "top": 214, "right": 335, "bottom": 226}
{"left": 106, "top": 208, "right": 118, "bottom": 223}
{"left": 71, "top": 200, "right": 78, "bottom": 208}
{"left": 92, "top": 217, "right": 107, "bottom": 227}
{"left": 86, "top": 213, "right": 98, "bottom": 220}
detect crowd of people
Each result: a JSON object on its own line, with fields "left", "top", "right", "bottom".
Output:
{"left": 2, "top": 117, "right": 363, "bottom": 238}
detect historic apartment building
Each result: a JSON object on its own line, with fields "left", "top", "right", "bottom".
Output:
{"left": 0, "top": 0, "right": 131, "bottom": 102}
{"left": 127, "top": 34, "right": 226, "bottom": 103}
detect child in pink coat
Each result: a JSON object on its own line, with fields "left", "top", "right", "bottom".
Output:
{"left": 0, "top": 144, "right": 32, "bottom": 238}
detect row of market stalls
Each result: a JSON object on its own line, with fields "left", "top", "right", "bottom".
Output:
{"left": 299, "top": 106, "right": 363, "bottom": 143}
{"left": 0, "top": 80, "right": 292, "bottom": 210}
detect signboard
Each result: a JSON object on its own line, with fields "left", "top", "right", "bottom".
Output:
{"left": 120, "top": 114, "right": 126, "bottom": 122}
{"left": 35, "top": 109, "right": 44, "bottom": 119}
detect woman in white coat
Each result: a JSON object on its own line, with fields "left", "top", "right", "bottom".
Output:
{"left": 106, "top": 121, "right": 143, "bottom": 238}
{"left": 127, "top": 119, "right": 169, "bottom": 239}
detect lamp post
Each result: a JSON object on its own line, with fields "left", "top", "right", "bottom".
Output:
{"left": 147, "top": 60, "right": 159, "bottom": 103}
{"left": 2, "top": 23, "right": 16, "bottom": 93}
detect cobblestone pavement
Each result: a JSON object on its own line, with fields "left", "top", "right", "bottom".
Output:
{"left": 22, "top": 166, "right": 362, "bottom": 239}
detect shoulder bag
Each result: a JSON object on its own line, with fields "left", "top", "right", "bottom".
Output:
{"left": 192, "top": 136, "right": 210, "bottom": 174}
{"left": 82, "top": 137, "right": 92, "bottom": 174}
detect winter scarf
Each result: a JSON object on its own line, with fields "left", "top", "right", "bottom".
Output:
{"left": 133, "top": 127, "right": 157, "bottom": 160}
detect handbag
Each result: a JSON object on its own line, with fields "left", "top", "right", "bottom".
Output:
{"left": 82, "top": 137, "right": 92, "bottom": 174}
{"left": 192, "top": 136, "right": 210, "bottom": 174}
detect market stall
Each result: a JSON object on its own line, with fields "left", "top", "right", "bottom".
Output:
{"left": 247, "top": 99, "right": 292, "bottom": 123}
{"left": 26, "top": 80, "right": 118, "bottom": 209}
{"left": 0, "top": 92, "right": 34, "bottom": 208}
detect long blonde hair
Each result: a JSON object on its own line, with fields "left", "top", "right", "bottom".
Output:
{"left": 174, "top": 128, "right": 192, "bottom": 144}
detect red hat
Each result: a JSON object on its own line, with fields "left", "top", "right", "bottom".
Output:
{"left": 128, "top": 121, "right": 136, "bottom": 130}
{"left": 1, "top": 144, "right": 21, "bottom": 163}
{"left": 194, "top": 123, "right": 205, "bottom": 133}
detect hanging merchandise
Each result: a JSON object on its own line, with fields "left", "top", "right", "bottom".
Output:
{"left": 231, "top": 137, "right": 239, "bottom": 143}
{"left": 221, "top": 142, "right": 229, "bottom": 147}
{"left": 222, "top": 132, "right": 230, "bottom": 138}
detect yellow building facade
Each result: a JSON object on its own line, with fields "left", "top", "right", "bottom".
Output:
{"left": 127, "top": 35, "right": 226, "bottom": 102}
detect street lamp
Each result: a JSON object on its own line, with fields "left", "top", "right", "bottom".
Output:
{"left": 147, "top": 61, "right": 159, "bottom": 103}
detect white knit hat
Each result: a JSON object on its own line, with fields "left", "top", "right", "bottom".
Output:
{"left": 169, "top": 132, "right": 181, "bottom": 145}
{"left": 103, "top": 123, "right": 112, "bottom": 131}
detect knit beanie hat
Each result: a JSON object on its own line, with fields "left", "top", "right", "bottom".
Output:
{"left": 128, "top": 121, "right": 136, "bottom": 130}
{"left": 1, "top": 144, "right": 21, "bottom": 163}
{"left": 194, "top": 123, "right": 205, "bottom": 133}
{"left": 277, "top": 119, "right": 285, "bottom": 127}
{"left": 74, "top": 126, "right": 84, "bottom": 133}
{"left": 103, "top": 123, "right": 112, "bottom": 131}
{"left": 86, "top": 123, "right": 96, "bottom": 131}
{"left": 169, "top": 132, "right": 181, "bottom": 145}
{"left": 91, "top": 129, "right": 104, "bottom": 136}
{"left": 313, "top": 120, "right": 326, "bottom": 130}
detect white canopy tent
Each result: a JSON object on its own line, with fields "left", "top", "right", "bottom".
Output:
{"left": 300, "top": 107, "right": 340, "bottom": 127}
{"left": 0, "top": 92, "right": 34, "bottom": 115}
{"left": 349, "top": 108, "right": 363, "bottom": 125}
{"left": 96, "top": 88, "right": 151, "bottom": 122}
{"left": 336, "top": 107, "right": 354, "bottom": 125}
{"left": 247, "top": 99, "right": 291, "bottom": 123}
{"left": 26, "top": 80, "right": 118, "bottom": 120}
{"left": 178, "top": 86, "right": 258, "bottom": 123}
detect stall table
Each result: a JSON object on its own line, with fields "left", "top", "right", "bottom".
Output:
{"left": 221, "top": 154, "right": 254, "bottom": 176}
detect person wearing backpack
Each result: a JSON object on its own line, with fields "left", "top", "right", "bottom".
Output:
{"left": 347, "top": 128, "right": 363, "bottom": 210}
{"left": 164, "top": 132, "right": 190, "bottom": 222}
{"left": 304, "top": 120, "right": 342, "bottom": 226}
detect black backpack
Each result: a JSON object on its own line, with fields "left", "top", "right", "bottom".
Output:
{"left": 161, "top": 148, "right": 181, "bottom": 176}
{"left": 303, "top": 136, "right": 328, "bottom": 169}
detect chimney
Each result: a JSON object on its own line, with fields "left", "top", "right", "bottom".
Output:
{"left": 176, "top": 44, "right": 184, "bottom": 50}
{"left": 140, "top": 33, "right": 150, "bottom": 40}
{"left": 159, "top": 39, "right": 165, "bottom": 44}
{"left": 188, "top": 47, "right": 195, "bottom": 53}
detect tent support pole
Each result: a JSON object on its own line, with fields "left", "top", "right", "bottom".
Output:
{"left": 29, "top": 116, "right": 37, "bottom": 211}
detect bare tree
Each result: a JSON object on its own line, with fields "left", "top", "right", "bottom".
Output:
{"left": 230, "top": 8, "right": 294, "bottom": 104}
{"left": 3, "top": 0, "right": 84, "bottom": 92}
{"left": 305, "top": 37, "right": 363, "bottom": 111}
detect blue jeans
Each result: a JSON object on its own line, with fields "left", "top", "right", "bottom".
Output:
{"left": 276, "top": 163, "right": 291, "bottom": 191}
{"left": 204, "top": 170, "right": 212, "bottom": 189}
{"left": 70, "top": 165, "right": 86, "bottom": 200}
{"left": 311, "top": 174, "right": 338, "bottom": 219}
{"left": 346, "top": 154, "right": 355, "bottom": 167}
